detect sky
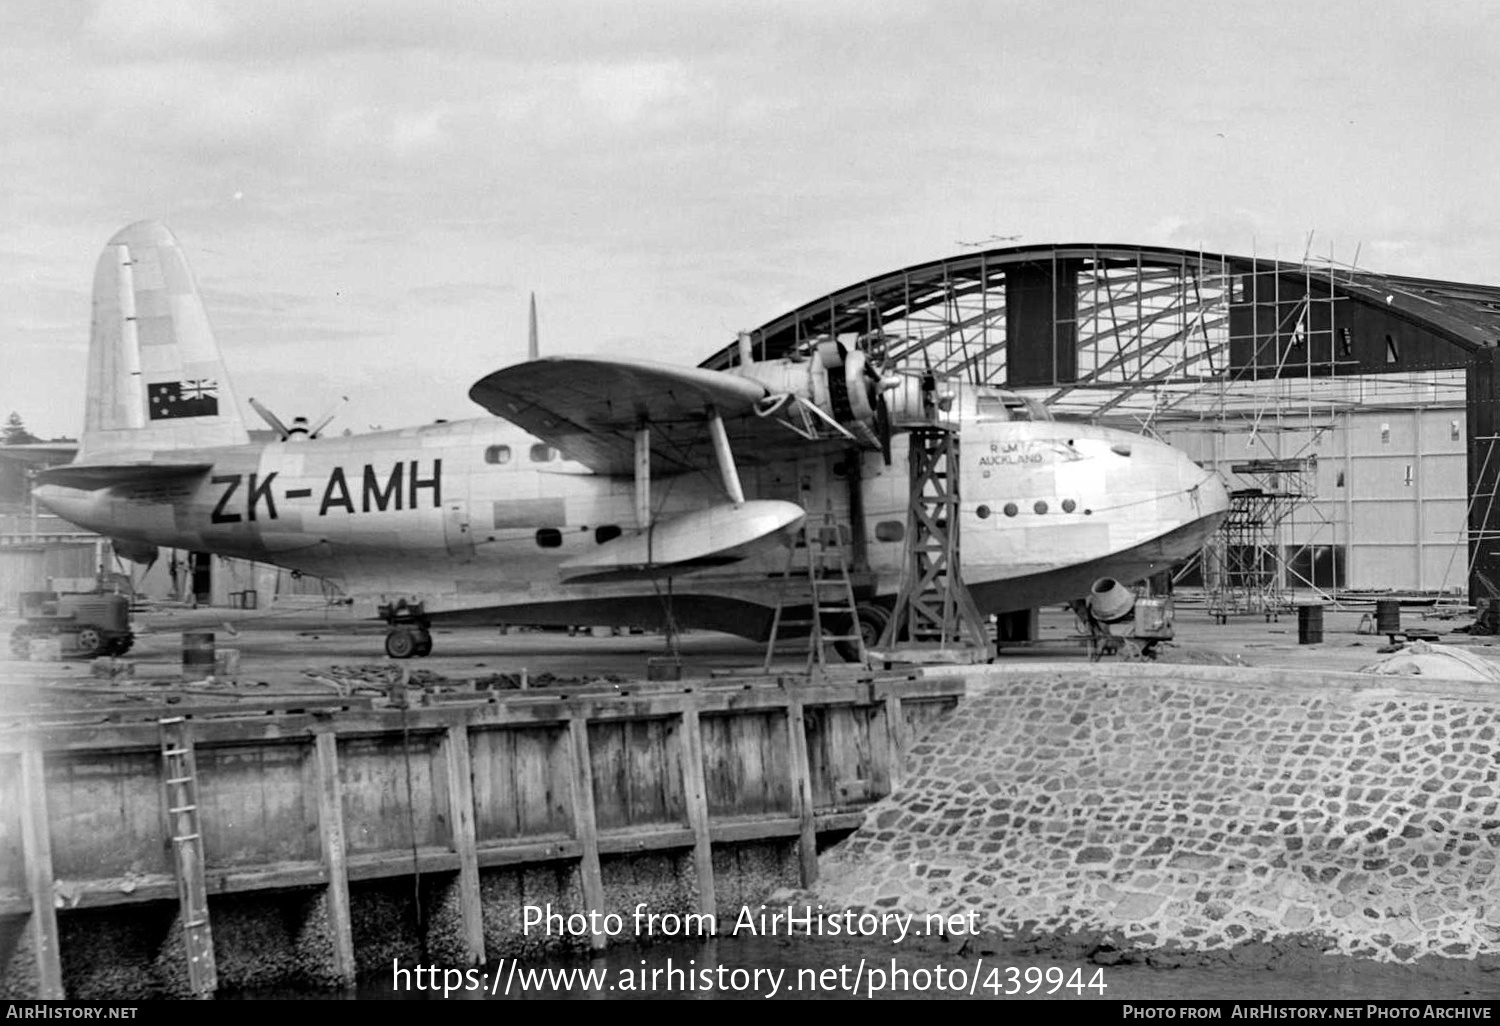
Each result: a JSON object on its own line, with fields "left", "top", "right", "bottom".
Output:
{"left": 4, "top": 1, "right": 1499, "bottom": 441}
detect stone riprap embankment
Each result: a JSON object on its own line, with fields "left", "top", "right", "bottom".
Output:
{"left": 816, "top": 663, "right": 1500, "bottom": 962}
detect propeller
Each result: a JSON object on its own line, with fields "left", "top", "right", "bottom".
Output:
{"left": 306, "top": 397, "right": 348, "bottom": 439}
{"left": 248, "top": 397, "right": 291, "bottom": 440}
{"left": 248, "top": 396, "right": 347, "bottom": 440}
{"left": 849, "top": 336, "right": 901, "bottom": 465}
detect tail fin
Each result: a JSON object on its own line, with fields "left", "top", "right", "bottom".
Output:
{"left": 81, "top": 221, "right": 248, "bottom": 461}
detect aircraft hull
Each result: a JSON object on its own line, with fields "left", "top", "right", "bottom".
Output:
{"left": 394, "top": 498, "right": 1230, "bottom": 641}
{"left": 967, "top": 511, "right": 1227, "bottom": 615}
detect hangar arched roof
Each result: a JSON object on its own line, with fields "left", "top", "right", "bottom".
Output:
{"left": 700, "top": 244, "right": 1500, "bottom": 419}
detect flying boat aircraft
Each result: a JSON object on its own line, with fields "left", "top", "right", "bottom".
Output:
{"left": 31, "top": 222, "right": 1230, "bottom": 659}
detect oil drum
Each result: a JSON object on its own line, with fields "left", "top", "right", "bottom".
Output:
{"left": 1297, "top": 604, "right": 1323, "bottom": 644}
{"left": 182, "top": 631, "right": 216, "bottom": 671}
{"left": 1375, "top": 599, "right": 1401, "bottom": 636}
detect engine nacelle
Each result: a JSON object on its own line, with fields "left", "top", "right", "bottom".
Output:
{"left": 735, "top": 340, "right": 888, "bottom": 449}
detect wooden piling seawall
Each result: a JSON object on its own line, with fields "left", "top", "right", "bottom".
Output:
{"left": 0, "top": 674, "right": 961, "bottom": 998}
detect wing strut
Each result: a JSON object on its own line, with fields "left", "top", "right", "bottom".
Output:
{"left": 635, "top": 425, "right": 652, "bottom": 528}
{"left": 707, "top": 405, "right": 745, "bottom": 507}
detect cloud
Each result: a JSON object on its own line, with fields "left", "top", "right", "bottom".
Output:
{"left": 82, "top": 0, "right": 233, "bottom": 54}
{"left": 576, "top": 60, "right": 708, "bottom": 126}
{"left": 405, "top": 282, "right": 515, "bottom": 306}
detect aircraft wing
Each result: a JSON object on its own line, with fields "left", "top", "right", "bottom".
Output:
{"left": 469, "top": 357, "right": 770, "bottom": 475}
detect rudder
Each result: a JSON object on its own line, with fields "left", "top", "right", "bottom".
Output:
{"left": 81, "top": 221, "right": 248, "bottom": 460}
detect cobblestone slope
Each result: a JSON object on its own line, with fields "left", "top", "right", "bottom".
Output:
{"left": 817, "top": 664, "right": 1500, "bottom": 962}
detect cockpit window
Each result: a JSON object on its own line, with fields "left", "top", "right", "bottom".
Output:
{"left": 993, "top": 395, "right": 1052, "bottom": 423}
{"left": 975, "top": 394, "right": 1010, "bottom": 422}
{"left": 1022, "top": 397, "right": 1051, "bottom": 422}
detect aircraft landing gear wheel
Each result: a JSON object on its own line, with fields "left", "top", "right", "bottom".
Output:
{"left": 413, "top": 630, "right": 433, "bottom": 657}
{"left": 385, "top": 628, "right": 419, "bottom": 659}
{"left": 836, "top": 603, "right": 892, "bottom": 663}
{"left": 75, "top": 627, "right": 106, "bottom": 658}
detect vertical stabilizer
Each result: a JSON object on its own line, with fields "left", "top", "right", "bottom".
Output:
{"left": 81, "top": 221, "right": 248, "bottom": 460}
{"left": 528, "top": 291, "right": 539, "bottom": 361}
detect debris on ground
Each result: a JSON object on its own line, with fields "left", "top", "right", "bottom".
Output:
{"left": 300, "top": 664, "right": 631, "bottom": 697}
{"left": 1147, "top": 643, "right": 1251, "bottom": 666}
{"left": 1359, "top": 640, "right": 1500, "bottom": 682}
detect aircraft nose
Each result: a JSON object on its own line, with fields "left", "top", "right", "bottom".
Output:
{"left": 1193, "top": 457, "right": 1231, "bottom": 517}
{"left": 1151, "top": 436, "right": 1229, "bottom": 514}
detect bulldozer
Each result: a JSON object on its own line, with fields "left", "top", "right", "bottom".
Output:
{"left": 10, "top": 591, "right": 134, "bottom": 659}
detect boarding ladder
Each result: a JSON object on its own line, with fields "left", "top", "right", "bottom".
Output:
{"left": 763, "top": 513, "right": 866, "bottom": 673}
{"left": 159, "top": 716, "right": 217, "bottom": 997}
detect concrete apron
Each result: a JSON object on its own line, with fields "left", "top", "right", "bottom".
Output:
{"left": 816, "top": 661, "right": 1500, "bottom": 963}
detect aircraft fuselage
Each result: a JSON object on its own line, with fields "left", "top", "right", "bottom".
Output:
{"left": 35, "top": 402, "right": 1229, "bottom": 639}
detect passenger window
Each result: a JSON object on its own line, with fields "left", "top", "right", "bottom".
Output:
{"left": 530, "top": 444, "right": 557, "bottom": 463}
{"left": 874, "top": 520, "right": 904, "bottom": 542}
{"left": 535, "top": 528, "right": 562, "bottom": 548}
{"left": 484, "top": 445, "right": 512, "bottom": 465}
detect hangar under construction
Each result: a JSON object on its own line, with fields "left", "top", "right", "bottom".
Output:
{"left": 702, "top": 243, "right": 1500, "bottom": 616}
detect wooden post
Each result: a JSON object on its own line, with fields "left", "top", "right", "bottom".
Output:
{"left": 566, "top": 716, "right": 607, "bottom": 950}
{"left": 19, "top": 749, "right": 63, "bottom": 999}
{"left": 678, "top": 707, "right": 716, "bottom": 917}
{"left": 786, "top": 698, "right": 818, "bottom": 886}
{"left": 444, "top": 724, "right": 485, "bottom": 965}
{"left": 312, "top": 732, "right": 355, "bottom": 985}
{"left": 883, "top": 693, "right": 908, "bottom": 789}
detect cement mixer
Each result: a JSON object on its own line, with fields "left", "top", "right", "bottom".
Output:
{"left": 1079, "top": 577, "right": 1174, "bottom": 660}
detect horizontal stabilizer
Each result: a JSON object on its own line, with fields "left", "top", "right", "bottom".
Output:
{"left": 34, "top": 462, "right": 212, "bottom": 491}
{"left": 560, "top": 500, "right": 805, "bottom": 582}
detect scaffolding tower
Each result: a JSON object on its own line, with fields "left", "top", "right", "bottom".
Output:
{"left": 873, "top": 424, "right": 993, "bottom": 664}
{"left": 1207, "top": 458, "right": 1317, "bottom": 621}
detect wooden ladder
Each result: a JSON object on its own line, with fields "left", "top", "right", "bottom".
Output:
{"left": 159, "top": 716, "right": 217, "bottom": 997}
{"left": 763, "top": 513, "right": 865, "bottom": 673}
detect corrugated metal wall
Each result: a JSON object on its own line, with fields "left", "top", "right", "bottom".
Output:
{"left": 0, "top": 542, "right": 102, "bottom": 609}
